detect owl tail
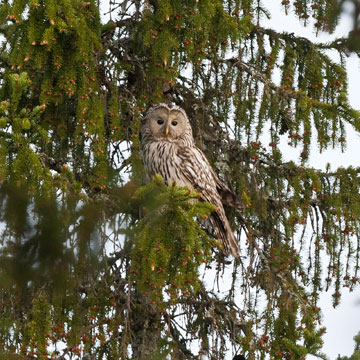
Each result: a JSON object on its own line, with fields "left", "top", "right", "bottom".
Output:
{"left": 210, "top": 211, "right": 240, "bottom": 257}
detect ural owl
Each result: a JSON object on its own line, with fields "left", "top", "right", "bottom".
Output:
{"left": 140, "top": 103, "right": 240, "bottom": 257}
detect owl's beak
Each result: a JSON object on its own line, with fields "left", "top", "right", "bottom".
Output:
{"left": 165, "top": 127, "right": 169, "bottom": 136}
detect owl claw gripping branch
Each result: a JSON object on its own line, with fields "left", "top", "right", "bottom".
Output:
{"left": 140, "top": 103, "right": 241, "bottom": 258}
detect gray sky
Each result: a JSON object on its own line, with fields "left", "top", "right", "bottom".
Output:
{"left": 261, "top": 1, "right": 360, "bottom": 359}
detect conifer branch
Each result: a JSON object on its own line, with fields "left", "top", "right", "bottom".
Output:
{"left": 228, "top": 59, "right": 300, "bottom": 100}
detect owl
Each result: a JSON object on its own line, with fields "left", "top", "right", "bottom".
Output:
{"left": 140, "top": 103, "right": 240, "bottom": 257}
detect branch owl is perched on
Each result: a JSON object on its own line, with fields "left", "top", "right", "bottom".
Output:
{"left": 140, "top": 103, "right": 240, "bottom": 257}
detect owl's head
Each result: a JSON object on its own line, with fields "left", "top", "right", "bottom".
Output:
{"left": 141, "top": 103, "right": 194, "bottom": 146}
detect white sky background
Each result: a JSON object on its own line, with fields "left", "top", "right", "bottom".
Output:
{"left": 260, "top": 1, "right": 360, "bottom": 359}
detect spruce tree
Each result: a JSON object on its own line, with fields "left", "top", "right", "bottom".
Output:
{"left": 0, "top": 0, "right": 360, "bottom": 359}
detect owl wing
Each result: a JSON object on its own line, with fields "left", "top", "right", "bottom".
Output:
{"left": 175, "top": 145, "right": 240, "bottom": 257}
{"left": 175, "top": 145, "right": 222, "bottom": 206}
{"left": 176, "top": 146, "right": 241, "bottom": 208}
{"left": 209, "top": 166, "right": 243, "bottom": 209}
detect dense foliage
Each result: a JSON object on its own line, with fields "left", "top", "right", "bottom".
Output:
{"left": 0, "top": 0, "right": 360, "bottom": 359}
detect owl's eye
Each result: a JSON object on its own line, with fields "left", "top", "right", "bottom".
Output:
{"left": 157, "top": 119, "right": 164, "bottom": 125}
{"left": 171, "top": 121, "right": 178, "bottom": 126}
